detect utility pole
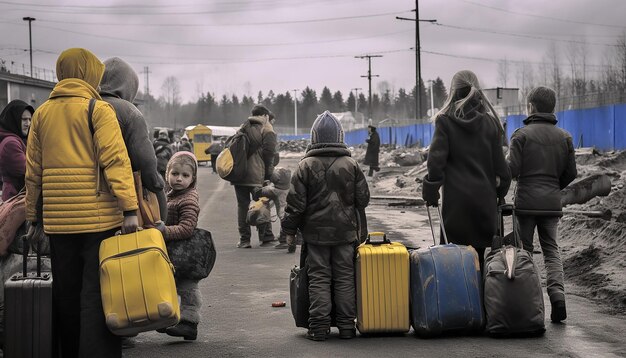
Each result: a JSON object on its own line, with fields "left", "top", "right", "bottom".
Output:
{"left": 351, "top": 88, "right": 362, "bottom": 114}
{"left": 396, "top": 1, "right": 436, "bottom": 121}
{"left": 427, "top": 79, "right": 435, "bottom": 117}
{"left": 22, "top": 17, "right": 35, "bottom": 78}
{"left": 355, "top": 55, "right": 382, "bottom": 121}
{"left": 292, "top": 89, "right": 299, "bottom": 136}
{"left": 141, "top": 66, "right": 151, "bottom": 96}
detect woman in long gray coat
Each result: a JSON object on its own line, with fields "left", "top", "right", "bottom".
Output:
{"left": 363, "top": 125, "right": 380, "bottom": 176}
{"left": 421, "top": 70, "right": 511, "bottom": 270}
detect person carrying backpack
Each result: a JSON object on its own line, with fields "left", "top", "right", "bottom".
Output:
{"left": 231, "top": 105, "right": 277, "bottom": 248}
{"left": 507, "top": 86, "right": 577, "bottom": 323}
{"left": 154, "top": 129, "right": 173, "bottom": 180}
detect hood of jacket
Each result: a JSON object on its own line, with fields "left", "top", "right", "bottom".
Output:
{"left": 446, "top": 99, "right": 488, "bottom": 133}
{"left": 99, "top": 57, "right": 139, "bottom": 103}
{"left": 305, "top": 143, "right": 351, "bottom": 158}
{"left": 0, "top": 100, "right": 34, "bottom": 140}
{"left": 56, "top": 48, "right": 105, "bottom": 92}
{"left": 166, "top": 151, "right": 199, "bottom": 196}
{"left": 523, "top": 113, "right": 558, "bottom": 125}
{"left": 248, "top": 115, "right": 269, "bottom": 126}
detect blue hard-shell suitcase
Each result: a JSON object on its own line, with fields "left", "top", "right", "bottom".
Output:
{"left": 409, "top": 205, "right": 484, "bottom": 336}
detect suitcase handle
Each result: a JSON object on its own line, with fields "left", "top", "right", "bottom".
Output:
{"left": 426, "top": 205, "right": 449, "bottom": 246}
{"left": 497, "top": 203, "right": 522, "bottom": 249}
{"left": 19, "top": 236, "right": 46, "bottom": 279}
{"left": 365, "top": 232, "right": 390, "bottom": 245}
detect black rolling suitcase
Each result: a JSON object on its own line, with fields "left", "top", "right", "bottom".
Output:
{"left": 4, "top": 238, "right": 56, "bottom": 357}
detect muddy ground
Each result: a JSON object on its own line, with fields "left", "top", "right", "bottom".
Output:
{"left": 280, "top": 141, "right": 626, "bottom": 315}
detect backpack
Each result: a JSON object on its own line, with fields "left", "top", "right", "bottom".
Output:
{"left": 216, "top": 124, "right": 259, "bottom": 182}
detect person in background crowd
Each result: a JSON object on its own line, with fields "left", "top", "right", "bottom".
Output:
{"left": 154, "top": 129, "right": 174, "bottom": 180}
{"left": 99, "top": 57, "right": 168, "bottom": 223}
{"left": 156, "top": 151, "right": 202, "bottom": 340}
{"left": 0, "top": 100, "right": 34, "bottom": 201}
{"left": 24, "top": 47, "right": 138, "bottom": 358}
{"left": 231, "top": 104, "right": 277, "bottom": 249}
{"left": 282, "top": 111, "right": 370, "bottom": 341}
{"left": 422, "top": 70, "right": 511, "bottom": 272}
{"left": 363, "top": 125, "right": 380, "bottom": 177}
{"left": 507, "top": 86, "right": 577, "bottom": 323}
{"left": 179, "top": 134, "right": 193, "bottom": 152}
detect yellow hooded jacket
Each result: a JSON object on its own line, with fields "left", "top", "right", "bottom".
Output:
{"left": 25, "top": 48, "right": 138, "bottom": 234}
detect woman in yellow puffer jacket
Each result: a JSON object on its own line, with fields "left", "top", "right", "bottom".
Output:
{"left": 25, "top": 48, "right": 138, "bottom": 358}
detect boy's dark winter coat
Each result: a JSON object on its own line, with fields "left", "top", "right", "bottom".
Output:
{"left": 508, "top": 113, "right": 577, "bottom": 215}
{"left": 364, "top": 129, "right": 380, "bottom": 167}
{"left": 282, "top": 144, "right": 370, "bottom": 245}
{"left": 424, "top": 101, "right": 511, "bottom": 248}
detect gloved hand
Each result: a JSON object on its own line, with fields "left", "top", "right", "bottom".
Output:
{"left": 422, "top": 174, "right": 443, "bottom": 207}
{"left": 286, "top": 234, "right": 296, "bottom": 246}
{"left": 25, "top": 222, "right": 46, "bottom": 245}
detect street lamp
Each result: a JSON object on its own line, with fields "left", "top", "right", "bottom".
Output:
{"left": 22, "top": 17, "right": 35, "bottom": 78}
{"left": 351, "top": 87, "right": 362, "bottom": 127}
{"left": 427, "top": 79, "right": 435, "bottom": 117}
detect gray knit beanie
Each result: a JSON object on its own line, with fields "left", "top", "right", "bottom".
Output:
{"left": 527, "top": 86, "right": 556, "bottom": 113}
{"left": 310, "top": 111, "right": 344, "bottom": 144}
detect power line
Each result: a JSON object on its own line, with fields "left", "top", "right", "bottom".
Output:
{"left": 20, "top": 22, "right": 410, "bottom": 48}
{"left": 0, "top": 2, "right": 397, "bottom": 16}
{"left": 430, "top": 22, "right": 619, "bottom": 48}
{"left": 21, "top": 9, "right": 411, "bottom": 27}
{"left": 460, "top": 0, "right": 626, "bottom": 29}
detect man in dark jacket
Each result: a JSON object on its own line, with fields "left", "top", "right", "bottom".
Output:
{"left": 363, "top": 125, "right": 380, "bottom": 176}
{"left": 100, "top": 57, "right": 167, "bottom": 221}
{"left": 508, "top": 86, "right": 577, "bottom": 323}
{"left": 282, "top": 111, "right": 370, "bottom": 341}
{"left": 232, "top": 105, "right": 278, "bottom": 248}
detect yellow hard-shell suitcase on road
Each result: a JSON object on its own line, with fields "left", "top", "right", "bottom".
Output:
{"left": 356, "top": 232, "right": 410, "bottom": 334}
{"left": 99, "top": 228, "right": 180, "bottom": 336}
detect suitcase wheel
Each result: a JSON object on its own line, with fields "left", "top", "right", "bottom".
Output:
{"left": 158, "top": 302, "right": 174, "bottom": 317}
{"left": 106, "top": 313, "right": 120, "bottom": 329}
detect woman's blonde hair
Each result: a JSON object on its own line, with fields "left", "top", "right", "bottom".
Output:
{"left": 434, "top": 70, "right": 504, "bottom": 135}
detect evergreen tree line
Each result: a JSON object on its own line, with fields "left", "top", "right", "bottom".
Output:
{"left": 139, "top": 78, "right": 449, "bottom": 133}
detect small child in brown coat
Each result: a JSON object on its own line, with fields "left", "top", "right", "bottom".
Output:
{"left": 156, "top": 151, "right": 201, "bottom": 340}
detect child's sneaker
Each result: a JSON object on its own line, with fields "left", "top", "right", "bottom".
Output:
{"left": 305, "top": 330, "right": 328, "bottom": 341}
{"left": 339, "top": 328, "right": 356, "bottom": 339}
{"left": 166, "top": 321, "right": 197, "bottom": 341}
{"left": 237, "top": 241, "right": 252, "bottom": 248}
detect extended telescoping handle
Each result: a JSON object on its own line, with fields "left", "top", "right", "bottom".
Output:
{"left": 21, "top": 236, "right": 44, "bottom": 277}
{"left": 497, "top": 202, "right": 522, "bottom": 249}
{"left": 426, "top": 204, "right": 449, "bottom": 246}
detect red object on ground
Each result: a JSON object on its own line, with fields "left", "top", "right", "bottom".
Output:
{"left": 272, "top": 301, "right": 286, "bottom": 307}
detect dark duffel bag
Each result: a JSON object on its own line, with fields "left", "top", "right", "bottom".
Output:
{"left": 484, "top": 204, "right": 545, "bottom": 337}
{"left": 166, "top": 228, "right": 216, "bottom": 280}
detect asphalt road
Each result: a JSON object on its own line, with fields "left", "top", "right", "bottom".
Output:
{"left": 125, "top": 160, "right": 626, "bottom": 358}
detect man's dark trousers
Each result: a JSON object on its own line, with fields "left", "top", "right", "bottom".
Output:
{"left": 49, "top": 228, "right": 121, "bottom": 358}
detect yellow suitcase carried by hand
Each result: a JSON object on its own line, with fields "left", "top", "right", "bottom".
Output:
{"left": 99, "top": 228, "right": 180, "bottom": 336}
{"left": 356, "top": 232, "right": 410, "bottom": 334}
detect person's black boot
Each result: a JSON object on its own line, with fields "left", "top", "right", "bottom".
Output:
{"left": 551, "top": 300, "right": 567, "bottom": 323}
{"left": 166, "top": 321, "right": 198, "bottom": 340}
{"left": 305, "top": 329, "right": 328, "bottom": 341}
{"left": 339, "top": 328, "right": 356, "bottom": 339}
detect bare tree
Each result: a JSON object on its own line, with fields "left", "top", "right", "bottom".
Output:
{"left": 497, "top": 58, "right": 510, "bottom": 87}
{"left": 515, "top": 60, "right": 535, "bottom": 101}
{"left": 546, "top": 42, "right": 562, "bottom": 99}
{"left": 161, "top": 76, "right": 181, "bottom": 129}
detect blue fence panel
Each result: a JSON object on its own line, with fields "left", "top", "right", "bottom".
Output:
{"left": 505, "top": 115, "right": 525, "bottom": 141}
{"left": 615, "top": 104, "right": 626, "bottom": 149}
{"left": 279, "top": 134, "right": 310, "bottom": 141}
{"left": 344, "top": 128, "right": 368, "bottom": 147}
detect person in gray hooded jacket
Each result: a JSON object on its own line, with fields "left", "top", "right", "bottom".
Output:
{"left": 99, "top": 57, "right": 167, "bottom": 221}
{"left": 282, "top": 111, "right": 370, "bottom": 341}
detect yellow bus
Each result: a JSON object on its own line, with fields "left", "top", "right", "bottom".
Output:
{"left": 184, "top": 124, "right": 212, "bottom": 163}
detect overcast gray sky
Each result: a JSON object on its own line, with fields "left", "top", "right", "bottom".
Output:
{"left": 1, "top": 0, "right": 625, "bottom": 103}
